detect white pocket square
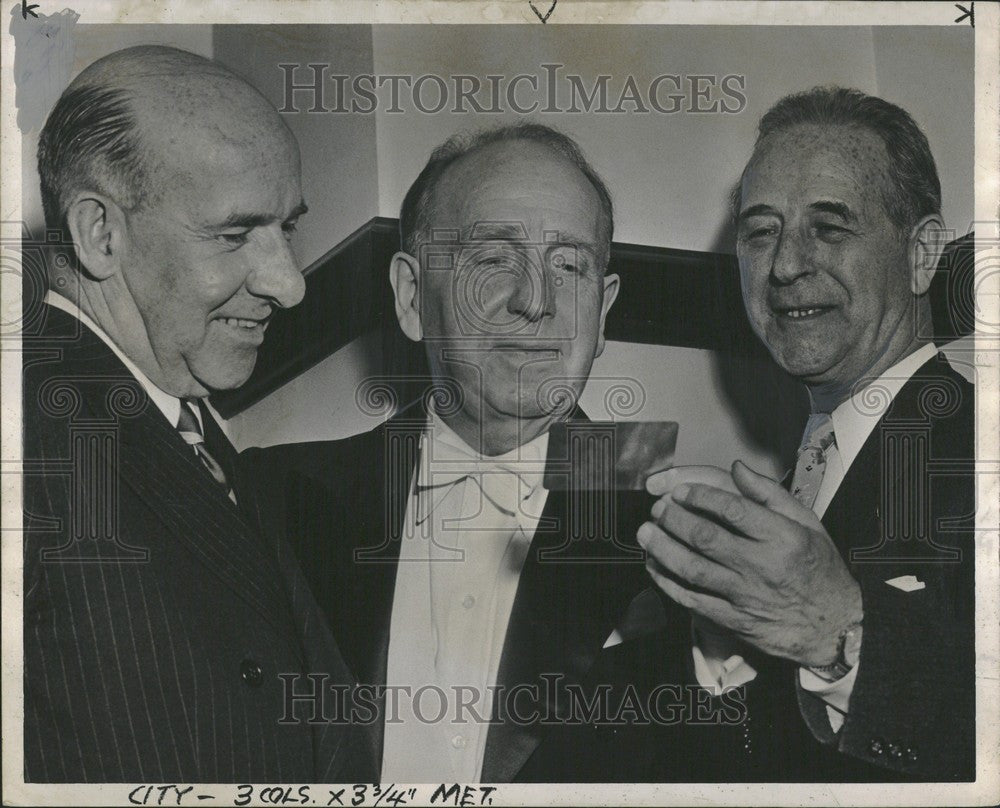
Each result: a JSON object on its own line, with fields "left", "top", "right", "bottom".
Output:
{"left": 603, "top": 588, "right": 669, "bottom": 648}
{"left": 886, "top": 574, "right": 926, "bottom": 592}
{"left": 603, "top": 628, "right": 624, "bottom": 649}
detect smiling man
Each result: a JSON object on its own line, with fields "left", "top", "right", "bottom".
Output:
{"left": 641, "top": 88, "right": 975, "bottom": 780}
{"left": 243, "top": 123, "right": 697, "bottom": 783}
{"left": 23, "top": 45, "right": 373, "bottom": 782}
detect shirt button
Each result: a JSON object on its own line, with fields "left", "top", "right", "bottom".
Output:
{"left": 462, "top": 595, "right": 476, "bottom": 609}
{"left": 451, "top": 734, "right": 467, "bottom": 749}
{"left": 240, "top": 658, "right": 263, "bottom": 687}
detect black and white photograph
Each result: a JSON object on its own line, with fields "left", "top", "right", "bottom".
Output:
{"left": 2, "top": 1, "right": 997, "bottom": 805}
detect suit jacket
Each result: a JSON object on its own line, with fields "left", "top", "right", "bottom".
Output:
{"left": 22, "top": 304, "right": 375, "bottom": 782}
{"left": 242, "top": 411, "right": 699, "bottom": 783}
{"left": 678, "top": 353, "right": 976, "bottom": 782}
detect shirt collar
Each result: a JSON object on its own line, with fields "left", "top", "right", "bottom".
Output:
{"left": 414, "top": 407, "right": 550, "bottom": 525}
{"left": 829, "top": 342, "right": 938, "bottom": 473}
{"left": 44, "top": 290, "right": 196, "bottom": 431}
{"left": 419, "top": 406, "right": 549, "bottom": 490}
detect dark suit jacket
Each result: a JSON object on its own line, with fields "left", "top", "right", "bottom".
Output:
{"left": 679, "top": 353, "right": 976, "bottom": 782}
{"left": 242, "top": 412, "right": 699, "bottom": 783}
{"left": 22, "top": 304, "right": 375, "bottom": 782}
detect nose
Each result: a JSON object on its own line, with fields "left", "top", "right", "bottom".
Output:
{"left": 245, "top": 226, "right": 306, "bottom": 308}
{"left": 770, "top": 228, "right": 813, "bottom": 285}
{"left": 506, "top": 258, "right": 556, "bottom": 323}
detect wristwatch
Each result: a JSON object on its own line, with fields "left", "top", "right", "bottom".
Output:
{"left": 809, "top": 622, "right": 863, "bottom": 683}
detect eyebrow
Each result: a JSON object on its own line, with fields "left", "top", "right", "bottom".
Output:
{"left": 808, "top": 200, "right": 855, "bottom": 221}
{"left": 213, "top": 200, "right": 309, "bottom": 230}
{"left": 459, "top": 223, "right": 599, "bottom": 256}
{"left": 737, "top": 203, "right": 778, "bottom": 223}
{"left": 737, "top": 200, "right": 856, "bottom": 223}
{"left": 462, "top": 222, "right": 529, "bottom": 241}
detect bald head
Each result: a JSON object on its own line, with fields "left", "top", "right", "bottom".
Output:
{"left": 38, "top": 45, "right": 294, "bottom": 231}
{"left": 400, "top": 122, "right": 614, "bottom": 267}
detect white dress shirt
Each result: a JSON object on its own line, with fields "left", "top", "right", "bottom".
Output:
{"left": 381, "top": 409, "right": 549, "bottom": 783}
{"left": 44, "top": 290, "right": 204, "bottom": 433}
{"left": 692, "top": 343, "right": 939, "bottom": 731}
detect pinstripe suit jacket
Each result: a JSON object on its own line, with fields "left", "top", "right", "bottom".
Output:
{"left": 22, "top": 304, "right": 375, "bottom": 783}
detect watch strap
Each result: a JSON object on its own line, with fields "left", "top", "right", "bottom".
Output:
{"left": 809, "top": 622, "right": 863, "bottom": 683}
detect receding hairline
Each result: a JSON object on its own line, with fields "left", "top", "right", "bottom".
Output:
{"left": 40, "top": 44, "right": 302, "bottom": 237}
{"left": 733, "top": 120, "right": 898, "bottom": 221}
{"left": 72, "top": 45, "right": 289, "bottom": 136}
{"left": 92, "top": 47, "right": 294, "bottom": 173}
{"left": 731, "top": 85, "right": 942, "bottom": 233}
{"left": 69, "top": 45, "right": 238, "bottom": 92}
{"left": 422, "top": 138, "right": 611, "bottom": 244}
{"left": 442, "top": 137, "right": 599, "bottom": 187}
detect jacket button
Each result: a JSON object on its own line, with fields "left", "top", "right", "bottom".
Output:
{"left": 888, "top": 743, "right": 903, "bottom": 760}
{"left": 905, "top": 746, "right": 918, "bottom": 763}
{"left": 240, "top": 658, "right": 263, "bottom": 687}
{"left": 869, "top": 738, "right": 885, "bottom": 757}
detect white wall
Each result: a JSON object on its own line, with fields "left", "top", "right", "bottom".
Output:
{"left": 213, "top": 25, "right": 379, "bottom": 269}
{"left": 580, "top": 342, "right": 806, "bottom": 477}
{"left": 229, "top": 330, "right": 388, "bottom": 449}
{"left": 373, "top": 25, "right": 885, "bottom": 252}
{"left": 871, "top": 26, "right": 975, "bottom": 236}
{"left": 20, "top": 24, "right": 214, "bottom": 238}
{"left": 371, "top": 25, "right": 973, "bottom": 249}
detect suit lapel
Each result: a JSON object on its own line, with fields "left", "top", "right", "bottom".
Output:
{"left": 822, "top": 353, "right": 961, "bottom": 560}
{"left": 116, "top": 400, "right": 300, "bottom": 644}
{"left": 332, "top": 416, "right": 423, "bottom": 765}
{"left": 481, "top": 477, "right": 649, "bottom": 781}
{"left": 270, "top": 516, "right": 379, "bottom": 780}
{"left": 40, "top": 306, "right": 299, "bottom": 647}
{"left": 822, "top": 421, "right": 880, "bottom": 557}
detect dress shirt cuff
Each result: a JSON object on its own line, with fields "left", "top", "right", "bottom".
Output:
{"left": 799, "top": 661, "right": 859, "bottom": 732}
{"left": 691, "top": 620, "right": 758, "bottom": 692}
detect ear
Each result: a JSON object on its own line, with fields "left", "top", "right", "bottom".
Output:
{"left": 595, "top": 272, "right": 620, "bottom": 357}
{"left": 908, "top": 213, "right": 946, "bottom": 297}
{"left": 389, "top": 250, "right": 423, "bottom": 342}
{"left": 64, "top": 192, "right": 127, "bottom": 282}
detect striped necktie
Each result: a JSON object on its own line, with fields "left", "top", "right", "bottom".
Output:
{"left": 176, "top": 399, "right": 236, "bottom": 503}
{"left": 790, "top": 412, "right": 835, "bottom": 511}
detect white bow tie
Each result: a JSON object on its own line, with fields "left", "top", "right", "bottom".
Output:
{"left": 415, "top": 425, "right": 546, "bottom": 524}
{"left": 417, "top": 460, "right": 541, "bottom": 521}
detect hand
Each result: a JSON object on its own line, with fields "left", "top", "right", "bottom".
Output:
{"left": 646, "top": 465, "right": 739, "bottom": 497}
{"left": 638, "top": 460, "right": 862, "bottom": 667}
{"left": 646, "top": 466, "right": 743, "bottom": 640}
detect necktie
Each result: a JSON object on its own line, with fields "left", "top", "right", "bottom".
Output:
{"left": 790, "top": 412, "right": 835, "bottom": 511}
{"left": 176, "top": 399, "right": 236, "bottom": 503}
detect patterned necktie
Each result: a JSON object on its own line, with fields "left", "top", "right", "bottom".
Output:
{"left": 790, "top": 412, "right": 836, "bottom": 511}
{"left": 176, "top": 399, "right": 236, "bottom": 503}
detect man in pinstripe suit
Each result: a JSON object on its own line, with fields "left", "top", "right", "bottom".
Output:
{"left": 22, "top": 45, "right": 374, "bottom": 782}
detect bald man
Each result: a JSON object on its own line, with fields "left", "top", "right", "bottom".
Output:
{"left": 23, "top": 46, "right": 373, "bottom": 782}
